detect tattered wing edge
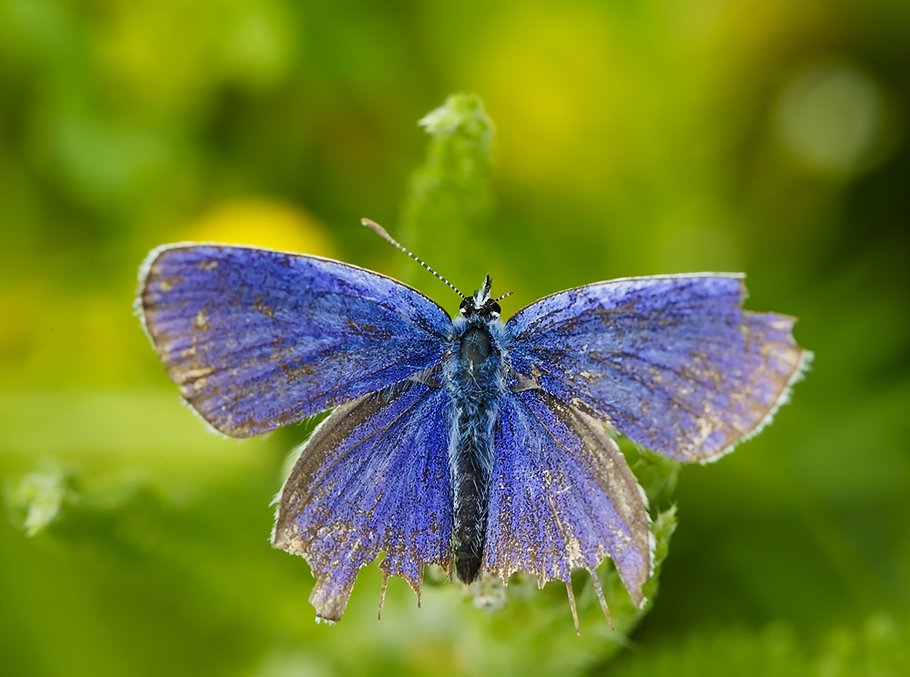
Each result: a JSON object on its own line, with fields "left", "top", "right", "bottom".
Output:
{"left": 697, "top": 346, "right": 814, "bottom": 465}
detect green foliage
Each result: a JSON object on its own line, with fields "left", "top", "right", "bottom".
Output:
{"left": 398, "top": 92, "right": 495, "bottom": 287}
{"left": 6, "top": 466, "right": 77, "bottom": 537}
{"left": 610, "top": 615, "right": 910, "bottom": 677}
{"left": 1, "top": 1, "right": 909, "bottom": 675}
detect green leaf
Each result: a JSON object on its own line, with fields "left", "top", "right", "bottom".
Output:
{"left": 5, "top": 466, "right": 77, "bottom": 537}
{"left": 397, "top": 92, "right": 495, "bottom": 287}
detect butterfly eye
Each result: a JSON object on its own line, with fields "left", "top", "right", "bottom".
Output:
{"left": 459, "top": 298, "right": 472, "bottom": 314}
{"left": 489, "top": 301, "right": 501, "bottom": 315}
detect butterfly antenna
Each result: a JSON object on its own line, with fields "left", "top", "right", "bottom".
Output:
{"left": 361, "top": 218, "right": 466, "bottom": 299}
{"left": 493, "top": 291, "right": 514, "bottom": 303}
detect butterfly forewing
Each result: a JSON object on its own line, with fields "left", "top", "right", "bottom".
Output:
{"left": 139, "top": 245, "right": 450, "bottom": 437}
{"left": 484, "top": 389, "right": 651, "bottom": 605}
{"left": 272, "top": 379, "right": 452, "bottom": 622}
{"left": 507, "top": 275, "right": 810, "bottom": 462}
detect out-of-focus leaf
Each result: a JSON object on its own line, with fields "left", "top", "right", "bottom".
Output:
{"left": 397, "top": 92, "right": 495, "bottom": 288}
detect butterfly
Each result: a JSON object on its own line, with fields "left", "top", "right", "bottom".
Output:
{"left": 137, "top": 219, "right": 810, "bottom": 629}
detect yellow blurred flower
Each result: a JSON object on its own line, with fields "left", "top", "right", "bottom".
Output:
{"left": 181, "top": 199, "right": 337, "bottom": 257}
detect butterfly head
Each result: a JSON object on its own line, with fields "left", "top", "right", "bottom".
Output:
{"left": 459, "top": 275, "right": 512, "bottom": 321}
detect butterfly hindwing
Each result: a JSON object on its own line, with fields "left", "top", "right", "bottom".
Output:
{"left": 139, "top": 245, "right": 450, "bottom": 437}
{"left": 507, "top": 274, "right": 810, "bottom": 462}
{"left": 484, "top": 388, "right": 652, "bottom": 605}
{"left": 272, "top": 379, "right": 452, "bottom": 622}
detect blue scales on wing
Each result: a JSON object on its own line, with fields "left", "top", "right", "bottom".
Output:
{"left": 506, "top": 274, "right": 811, "bottom": 462}
{"left": 272, "top": 379, "right": 452, "bottom": 622}
{"left": 139, "top": 245, "right": 450, "bottom": 437}
{"left": 484, "top": 389, "right": 652, "bottom": 610}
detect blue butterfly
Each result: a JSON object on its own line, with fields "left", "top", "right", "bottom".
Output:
{"left": 138, "top": 219, "right": 810, "bottom": 628}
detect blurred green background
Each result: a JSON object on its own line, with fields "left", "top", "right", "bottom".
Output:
{"left": 2, "top": 0, "right": 909, "bottom": 675}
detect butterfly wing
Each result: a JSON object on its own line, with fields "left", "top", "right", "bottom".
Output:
{"left": 484, "top": 389, "right": 651, "bottom": 605}
{"left": 506, "top": 274, "right": 810, "bottom": 462}
{"left": 272, "top": 379, "right": 451, "bottom": 621}
{"left": 138, "top": 244, "right": 450, "bottom": 437}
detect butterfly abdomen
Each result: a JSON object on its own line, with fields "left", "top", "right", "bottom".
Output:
{"left": 446, "top": 323, "right": 506, "bottom": 584}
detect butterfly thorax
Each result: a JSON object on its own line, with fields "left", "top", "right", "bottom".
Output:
{"left": 445, "top": 311, "right": 509, "bottom": 584}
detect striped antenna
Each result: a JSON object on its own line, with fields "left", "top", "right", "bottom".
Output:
{"left": 361, "top": 218, "right": 466, "bottom": 299}
{"left": 493, "top": 291, "right": 514, "bottom": 303}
